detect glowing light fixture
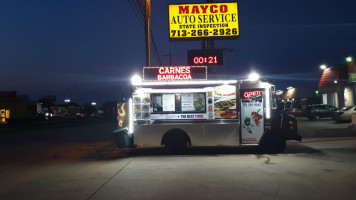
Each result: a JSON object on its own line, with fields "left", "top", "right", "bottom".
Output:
{"left": 265, "top": 83, "right": 271, "bottom": 119}
{"left": 129, "top": 98, "right": 133, "bottom": 134}
{"left": 320, "top": 64, "right": 327, "bottom": 70}
{"left": 346, "top": 56, "right": 353, "bottom": 62}
{"left": 132, "top": 79, "right": 237, "bottom": 86}
{"left": 131, "top": 75, "right": 142, "bottom": 85}
{"left": 248, "top": 72, "right": 260, "bottom": 81}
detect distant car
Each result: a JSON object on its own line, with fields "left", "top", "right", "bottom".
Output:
{"left": 304, "top": 104, "right": 337, "bottom": 120}
{"left": 332, "top": 106, "right": 356, "bottom": 122}
{"left": 286, "top": 108, "right": 304, "bottom": 117}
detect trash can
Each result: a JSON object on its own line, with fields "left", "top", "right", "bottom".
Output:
{"left": 113, "top": 128, "right": 130, "bottom": 148}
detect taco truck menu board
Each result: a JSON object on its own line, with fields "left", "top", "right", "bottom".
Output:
{"left": 214, "top": 85, "right": 237, "bottom": 119}
{"left": 240, "top": 89, "right": 264, "bottom": 144}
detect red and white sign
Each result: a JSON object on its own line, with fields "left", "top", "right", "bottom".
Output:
{"left": 158, "top": 67, "right": 192, "bottom": 81}
{"left": 143, "top": 66, "right": 207, "bottom": 81}
{"left": 243, "top": 90, "right": 262, "bottom": 99}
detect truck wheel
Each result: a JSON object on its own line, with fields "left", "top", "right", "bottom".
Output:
{"left": 261, "top": 133, "right": 286, "bottom": 154}
{"left": 162, "top": 129, "right": 190, "bottom": 154}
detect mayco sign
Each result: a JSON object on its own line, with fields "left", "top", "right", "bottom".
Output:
{"left": 169, "top": 2, "right": 239, "bottom": 40}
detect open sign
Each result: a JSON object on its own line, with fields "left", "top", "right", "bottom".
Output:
{"left": 243, "top": 90, "right": 262, "bottom": 99}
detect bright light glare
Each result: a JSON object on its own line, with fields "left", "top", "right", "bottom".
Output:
{"left": 248, "top": 72, "right": 260, "bottom": 81}
{"left": 265, "top": 84, "right": 271, "bottom": 119}
{"left": 346, "top": 57, "right": 352, "bottom": 62}
{"left": 132, "top": 80, "right": 237, "bottom": 86}
{"left": 137, "top": 87, "right": 215, "bottom": 94}
{"left": 131, "top": 75, "right": 142, "bottom": 85}
{"left": 320, "top": 64, "right": 327, "bottom": 70}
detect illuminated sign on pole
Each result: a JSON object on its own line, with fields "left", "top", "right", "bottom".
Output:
{"left": 143, "top": 66, "right": 207, "bottom": 81}
{"left": 168, "top": 2, "right": 239, "bottom": 40}
{"left": 187, "top": 49, "right": 223, "bottom": 66}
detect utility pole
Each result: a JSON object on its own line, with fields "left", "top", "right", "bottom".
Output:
{"left": 163, "top": 51, "right": 177, "bottom": 65}
{"left": 145, "top": 0, "right": 151, "bottom": 66}
{"left": 202, "top": 0, "right": 214, "bottom": 52}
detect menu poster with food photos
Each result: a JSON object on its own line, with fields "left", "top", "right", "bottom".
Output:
{"left": 132, "top": 93, "right": 151, "bottom": 120}
{"left": 240, "top": 89, "right": 264, "bottom": 144}
{"left": 214, "top": 85, "right": 237, "bottom": 119}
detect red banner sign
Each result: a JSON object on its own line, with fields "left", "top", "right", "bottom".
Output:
{"left": 143, "top": 66, "right": 207, "bottom": 81}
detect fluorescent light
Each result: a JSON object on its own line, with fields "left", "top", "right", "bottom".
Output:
{"left": 136, "top": 87, "right": 215, "bottom": 94}
{"left": 264, "top": 83, "right": 271, "bottom": 119}
{"left": 132, "top": 80, "right": 238, "bottom": 86}
{"left": 128, "top": 98, "right": 133, "bottom": 134}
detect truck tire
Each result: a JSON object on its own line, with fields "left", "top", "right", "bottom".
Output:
{"left": 162, "top": 129, "right": 190, "bottom": 154}
{"left": 261, "top": 133, "right": 286, "bottom": 154}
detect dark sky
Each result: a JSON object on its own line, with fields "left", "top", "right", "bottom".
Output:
{"left": 1, "top": 0, "right": 356, "bottom": 106}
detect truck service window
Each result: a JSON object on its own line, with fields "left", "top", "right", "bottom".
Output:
{"left": 151, "top": 93, "right": 206, "bottom": 113}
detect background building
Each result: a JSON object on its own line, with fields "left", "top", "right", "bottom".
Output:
{"left": 0, "top": 91, "right": 41, "bottom": 123}
{"left": 318, "top": 62, "right": 356, "bottom": 108}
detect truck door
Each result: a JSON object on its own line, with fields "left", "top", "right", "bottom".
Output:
{"left": 240, "top": 89, "right": 265, "bottom": 145}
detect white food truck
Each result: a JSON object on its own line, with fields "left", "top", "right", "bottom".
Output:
{"left": 114, "top": 66, "right": 301, "bottom": 153}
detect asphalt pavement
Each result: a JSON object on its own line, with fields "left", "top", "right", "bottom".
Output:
{"left": 0, "top": 120, "right": 356, "bottom": 200}
{"left": 296, "top": 117, "right": 356, "bottom": 138}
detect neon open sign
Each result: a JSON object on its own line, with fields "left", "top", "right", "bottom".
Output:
{"left": 243, "top": 90, "right": 262, "bottom": 99}
{"left": 143, "top": 66, "right": 207, "bottom": 81}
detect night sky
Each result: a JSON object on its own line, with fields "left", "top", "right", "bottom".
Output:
{"left": 1, "top": 0, "right": 355, "bottom": 106}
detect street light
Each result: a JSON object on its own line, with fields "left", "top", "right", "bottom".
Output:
{"left": 91, "top": 102, "right": 97, "bottom": 106}
{"left": 320, "top": 64, "right": 327, "bottom": 70}
{"left": 64, "top": 99, "right": 71, "bottom": 113}
{"left": 346, "top": 56, "right": 353, "bottom": 63}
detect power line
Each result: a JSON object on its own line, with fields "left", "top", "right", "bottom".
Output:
{"left": 127, "top": 0, "right": 162, "bottom": 66}
{"left": 128, "top": 0, "right": 144, "bottom": 27}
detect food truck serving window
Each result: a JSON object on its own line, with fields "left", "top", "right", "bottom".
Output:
{"left": 152, "top": 93, "right": 206, "bottom": 113}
